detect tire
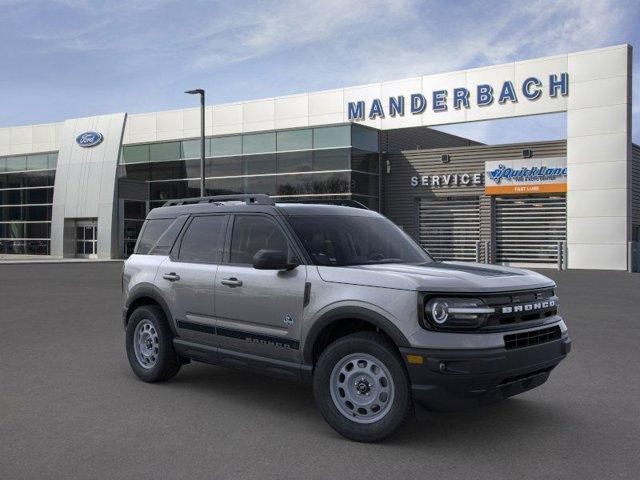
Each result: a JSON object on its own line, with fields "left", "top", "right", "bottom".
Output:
{"left": 313, "top": 331, "right": 413, "bottom": 442}
{"left": 125, "top": 304, "right": 181, "bottom": 382}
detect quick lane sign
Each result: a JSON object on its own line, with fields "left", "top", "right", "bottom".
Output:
{"left": 485, "top": 157, "right": 567, "bottom": 195}
{"left": 348, "top": 73, "right": 569, "bottom": 120}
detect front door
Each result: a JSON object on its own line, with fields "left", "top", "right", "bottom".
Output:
{"left": 156, "top": 214, "right": 229, "bottom": 346}
{"left": 214, "top": 214, "right": 306, "bottom": 362}
{"left": 76, "top": 220, "right": 98, "bottom": 258}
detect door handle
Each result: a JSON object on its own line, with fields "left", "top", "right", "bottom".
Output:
{"left": 221, "top": 277, "right": 243, "bottom": 287}
{"left": 163, "top": 272, "right": 181, "bottom": 282}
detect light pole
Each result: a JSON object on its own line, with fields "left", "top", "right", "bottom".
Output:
{"left": 185, "top": 88, "right": 205, "bottom": 197}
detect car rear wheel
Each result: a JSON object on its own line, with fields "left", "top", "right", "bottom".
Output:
{"left": 313, "top": 331, "right": 412, "bottom": 442}
{"left": 126, "top": 305, "right": 181, "bottom": 382}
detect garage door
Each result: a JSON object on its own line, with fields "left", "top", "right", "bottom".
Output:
{"left": 419, "top": 197, "right": 480, "bottom": 261}
{"left": 495, "top": 195, "right": 566, "bottom": 265}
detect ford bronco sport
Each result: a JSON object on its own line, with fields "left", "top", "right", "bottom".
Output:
{"left": 122, "top": 194, "right": 570, "bottom": 442}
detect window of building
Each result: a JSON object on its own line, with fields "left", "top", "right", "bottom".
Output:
{"left": 244, "top": 153, "right": 276, "bottom": 175}
{"left": 207, "top": 156, "right": 243, "bottom": 177}
{"left": 313, "top": 149, "right": 350, "bottom": 171}
{"left": 122, "top": 145, "right": 150, "bottom": 164}
{"left": 229, "top": 215, "right": 289, "bottom": 264}
{"left": 181, "top": 138, "right": 211, "bottom": 159}
{"left": 211, "top": 136, "right": 242, "bottom": 157}
{"left": 150, "top": 142, "right": 181, "bottom": 162}
{"left": 243, "top": 133, "right": 276, "bottom": 154}
{"left": 178, "top": 215, "right": 227, "bottom": 263}
{"left": 277, "top": 129, "right": 312, "bottom": 151}
{"left": 277, "top": 151, "right": 313, "bottom": 173}
{"left": 351, "top": 125, "right": 380, "bottom": 153}
{"left": 245, "top": 175, "right": 276, "bottom": 195}
{"left": 313, "top": 126, "right": 350, "bottom": 149}
{"left": 27, "top": 154, "right": 49, "bottom": 171}
{"left": 5, "top": 156, "right": 27, "bottom": 172}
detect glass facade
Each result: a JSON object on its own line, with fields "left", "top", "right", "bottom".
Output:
{"left": 119, "top": 125, "right": 381, "bottom": 245}
{"left": 0, "top": 152, "right": 57, "bottom": 255}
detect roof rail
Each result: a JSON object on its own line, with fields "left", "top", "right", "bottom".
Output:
{"left": 163, "top": 194, "right": 275, "bottom": 207}
{"left": 293, "top": 199, "right": 370, "bottom": 210}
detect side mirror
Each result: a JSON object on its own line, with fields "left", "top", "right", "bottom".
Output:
{"left": 253, "top": 249, "right": 298, "bottom": 270}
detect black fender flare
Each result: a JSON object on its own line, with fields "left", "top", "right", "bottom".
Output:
{"left": 302, "top": 306, "right": 410, "bottom": 364}
{"left": 125, "top": 283, "right": 177, "bottom": 336}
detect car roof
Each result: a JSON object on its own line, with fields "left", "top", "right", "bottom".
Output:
{"left": 146, "top": 201, "right": 379, "bottom": 220}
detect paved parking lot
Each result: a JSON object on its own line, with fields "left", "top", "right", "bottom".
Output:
{"left": 1, "top": 262, "right": 639, "bottom": 480}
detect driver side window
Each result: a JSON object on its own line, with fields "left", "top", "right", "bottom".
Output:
{"left": 229, "top": 215, "right": 290, "bottom": 265}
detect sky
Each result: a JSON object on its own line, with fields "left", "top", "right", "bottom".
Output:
{"left": 0, "top": 0, "right": 638, "bottom": 144}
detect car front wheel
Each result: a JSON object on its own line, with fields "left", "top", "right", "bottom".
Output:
{"left": 313, "top": 331, "right": 413, "bottom": 442}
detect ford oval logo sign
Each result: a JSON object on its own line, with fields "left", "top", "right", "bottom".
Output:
{"left": 76, "top": 131, "right": 103, "bottom": 148}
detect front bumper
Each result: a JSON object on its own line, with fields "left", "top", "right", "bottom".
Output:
{"left": 400, "top": 333, "right": 571, "bottom": 411}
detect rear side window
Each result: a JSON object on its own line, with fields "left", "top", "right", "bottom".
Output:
{"left": 135, "top": 218, "right": 174, "bottom": 255}
{"left": 148, "top": 215, "right": 188, "bottom": 256}
{"left": 178, "top": 215, "right": 228, "bottom": 263}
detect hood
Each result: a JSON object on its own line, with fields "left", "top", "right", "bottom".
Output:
{"left": 316, "top": 261, "right": 555, "bottom": 293}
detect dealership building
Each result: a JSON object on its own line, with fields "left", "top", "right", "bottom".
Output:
{"left": 0, "top": 44, "right": 637, "bottom": 271}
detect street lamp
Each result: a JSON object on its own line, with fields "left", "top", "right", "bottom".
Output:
{"left": 185, "top": 88, "right": 205, "bottom": 197}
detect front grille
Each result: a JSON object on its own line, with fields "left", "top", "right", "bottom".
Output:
{"left": 482, "top": 288, "right": 558, "bottom": 328}
{"left": 504, "top": 326, "right": 562, "bottom": 350}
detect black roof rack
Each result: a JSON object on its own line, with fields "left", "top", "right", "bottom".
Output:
{"left": 288, "top": 199, "right": 370, "bottom": 210}
{"left": 163, "top": 194, "right": 275, "bottom": 207}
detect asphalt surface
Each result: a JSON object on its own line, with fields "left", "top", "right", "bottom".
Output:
{"left": 1, "top": 263, "right": 639, "bottom": 480}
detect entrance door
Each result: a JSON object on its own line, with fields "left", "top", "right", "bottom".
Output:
{"left": 76, "top": 221, "right": 98, "bottom": 258}
{"left": 214, "top": 214, "right": 306, "bottom": 362}
{"left": 494, "top": 195, "right": 567, "bottom": 266}
{"left": 418, "top": 197, "right": 480, "bottom": 261}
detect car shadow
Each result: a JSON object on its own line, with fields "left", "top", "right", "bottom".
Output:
{"left": 125, "top": 361, "right": 573, "bottom": 446}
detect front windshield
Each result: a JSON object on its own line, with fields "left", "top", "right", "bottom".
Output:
{"left": 287, "top": 214, "right": 433, "bottom": 266}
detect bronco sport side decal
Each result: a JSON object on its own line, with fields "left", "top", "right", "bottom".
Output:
{"left": 177, "top": 320, "right": 300, "bottom": 350}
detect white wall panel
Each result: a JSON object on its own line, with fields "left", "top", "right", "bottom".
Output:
{"left": 568, "top": 46, "right": 629, "bottom": 82}
{"left": 567, "top": 76, "right": 628, "bottom": 110}
{"left": 275, "top": 94, "right": 308, "bottom": 120}
{"left": 568, "top": 243, "right": 628, "bottom": 270}
{"left": 309, "top": 89, "right": 343, "bottom": 116}
{"left": 567, "top": 104, "right": 628, "bottom": 138}
{"left": 32, "top": 124, "right": 56, "bottom": 144}
{"left": 567, "top": 132, "right": 628, "bottom": 164}
{"left": 568, "top": 216, "right": 626, "bottom": 244}
{"left": 10, "top": 126, "right": 33, "bottom": 145}
{"left": 567, "top": 189, "right": 627, "bottom": 218}
{"left": 567, "top": 161, "right": 627, "bottom": 191}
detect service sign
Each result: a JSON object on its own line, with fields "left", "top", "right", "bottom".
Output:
{"left": 484, "top": 157, "right": 567, "bottom": 195}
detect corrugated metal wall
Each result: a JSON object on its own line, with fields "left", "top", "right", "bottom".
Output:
{"left": 384, "top": 139, "right": 567, "bottom": 264}
{"left": 632, "top": 144, "right": 640, "bottom": 240}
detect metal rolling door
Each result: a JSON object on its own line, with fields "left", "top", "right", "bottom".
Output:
{"left": 419, "top": 197, "right": 480, "bottom": 261}
{"left": 495, "top": 195, "right": 567, "bottom": 265}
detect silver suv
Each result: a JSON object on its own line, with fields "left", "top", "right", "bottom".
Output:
{"left": 122, "top": 194, "right": 570, "bottom": 442}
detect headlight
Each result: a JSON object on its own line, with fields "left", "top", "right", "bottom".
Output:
{"left": 424, "top": 297, "right": 494, "bottom": 329}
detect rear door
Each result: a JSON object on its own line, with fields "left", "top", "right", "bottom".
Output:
{"left": 156, "top": 214, "right": 229, "bottom": 346}
{"left": 214, "top": 214, "right": 306, "bottom": 362}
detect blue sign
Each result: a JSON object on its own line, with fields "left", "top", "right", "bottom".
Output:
{"left": 348, "top": 73, "right": 569, "bottom": 120}
{"left": 488, "top": 164, "right": 567, "bottom": 184}
{"left": 76, "top": 131, "right": 103, "bottom": 148}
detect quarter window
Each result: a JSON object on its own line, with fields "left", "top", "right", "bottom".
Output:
{"left": 178, "top": 215, "right": 227, "bottom": 263}
{"left": 229, "top": 215, "right": 289, "bottom": 264}
{"left": 135, "top": 218, "right": 174, "bottom": 254}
